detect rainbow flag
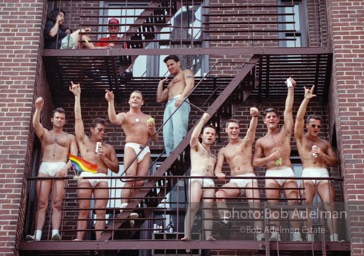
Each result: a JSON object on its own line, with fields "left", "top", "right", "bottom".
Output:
{"left": 68, "top": 154, "right": 98, "bottom": 174}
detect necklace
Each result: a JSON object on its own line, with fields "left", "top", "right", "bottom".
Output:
{"left": 201, "top": 144, "right": 215, "bottom": 159}
{"left": 135, "top": 118, "right": 140, "bottom": 123}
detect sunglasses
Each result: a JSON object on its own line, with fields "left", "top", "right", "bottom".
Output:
{"left": 97, "top": 128, "right": 107, "bottom": 133}
{"left": 309, "top": 124, "right": 322, "bottom": 129}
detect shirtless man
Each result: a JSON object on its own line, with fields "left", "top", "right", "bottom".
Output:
{"left": 69, "top": 82, "right": 119, "bottom": 240}
{"left": 106, "top": 90, "right": 157, "bottom": 218}
{"left": 253, "top": 78, "right": 302, "bottom": 242}
{"left": 294, "top": 85, "right": 339, "bottom": 242}
{"left": 26, "top": 98, "right": 77, "bottom": 241}
{"left": 215, "top": 107, "right": 264, "bottom": 241}
{"left": 156, "top": 55, "right": 194, "bottom": 156}
{"left": 181, "top": 113, "right": 216, "bottom": 241}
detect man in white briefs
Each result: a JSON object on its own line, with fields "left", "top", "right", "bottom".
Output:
{"left": 181, "top": 113, "right": 216, "bottom": 241}
{"left": 215, "top": 107, "right": 264, "bottom": 241}
{"left": 253, "top": 78, "right": 302, "bottom": 242}
{"left": 294, "top": 85, "right": 339, "bottom": 242}
{"left": 106, "top": 90, "right": 157, "bottom": 220}
{"left": 70, "top": 82, "right": 119, "bottom": 240}
{"left": 26, "top": 97, "right": 78, "bottom": 241}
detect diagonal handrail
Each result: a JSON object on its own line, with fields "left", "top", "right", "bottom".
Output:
{"left": 99, "top": 56, "right": 259, "bottom": 241}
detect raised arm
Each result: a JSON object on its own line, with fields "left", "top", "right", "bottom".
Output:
{"left": 105, "top": 90, "right": 125, "bottom": 125}
{"left": 243, "top": 107, "right": 259, "bottom": 147}
{"left": 156, "top": 77, "right": 169, "bottom": 103}
{"left": 294, "top": 85, "right": 316, "bottom": 143}
{"left": 283, "top": 77, "right": 295, "bottom": 135}
{"left": 32, "top": 97, "right": 46, "bottom": 139}
{"left": 190, "top": 113, "right": 211, "bottom": 150}
{"left": 69, "top": 82, "right": 86, "bottom": 144}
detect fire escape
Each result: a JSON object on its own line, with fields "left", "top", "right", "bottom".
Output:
{"left": 20, "top": 0, "right": 350, "bottom": 255}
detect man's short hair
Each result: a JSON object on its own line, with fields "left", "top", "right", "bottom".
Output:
{"left": 264, "top": 107, "right": 279, "bottom": 117}
{"left": 306, "top": 114, "right": 322, "bottom": 124}
{"left": 131, "top": 90, "right": 143, "bottom": 100}
{"left": 202, "top": 125, "right": 217, "bottom": 134}
{"left": 163, "top": 55, "right": 179, "bottom": 63}
{"left": 53, "top": 107, "right": 66, "bottom": 117}
{"left": 225, "top": 119, "right": 239, "bottom": 128}
{"left": 91, "top": 118, "right": 107, "bottom": 128}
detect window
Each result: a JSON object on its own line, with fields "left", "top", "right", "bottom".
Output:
{"left": 278, "top": 0, "right": 307, "bottom": 47}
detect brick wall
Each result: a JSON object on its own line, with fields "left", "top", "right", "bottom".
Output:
{"left": 0, "top": 0, "right": 46, "bottom": 255}
{"left": 328, "top": 0, "right": 364, "bottom": 255}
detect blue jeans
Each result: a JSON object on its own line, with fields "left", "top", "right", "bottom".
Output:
{"left": 163, "top": 96, "right": 190, "bottom": 156}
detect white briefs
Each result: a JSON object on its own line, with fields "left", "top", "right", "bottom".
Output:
{"left": 266, "top": 167, "right": 295, "bottom": 186}
{"left": 79, "top": 172, "right": 108, "bottom": 188}
{"left": 39, "top": 162, "right": 67, "bottom": 177}
{"left": 190, "top": 174, "right": 215, "bottom": 188}
{"left": 301, "top": 168, "right": 329, "bottom": 185}
{"left": 125, "top": 142, "right": 150, "bottom": 163}
{"left": 230, "top": 173, "right": 258, "bottom": 188}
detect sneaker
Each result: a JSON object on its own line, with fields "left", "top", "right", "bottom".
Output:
{"left": 217, "top": 220, "right": 232, "bottom": 239}
{"left": 51, "top": 233, "right": 61, "bottom": 241}
{"left": 292, "top": 232, "right": 303, "bottom": 241}
{"left": 256, "top": 233, "right": 265, "bottom": 241}
{"left": 307, "top": 233, "right": 315, "bottom": 242}
{"left": 269, "top": 232, "right": 281, "bottom": 241}
{"left": 25, "top": 235, "right": 35, "bottom": 241}
{"left": 330, "top": 233, "right": 339, "bottom": 242}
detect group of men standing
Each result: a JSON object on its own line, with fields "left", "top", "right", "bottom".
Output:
{"left": 26, "top": 54, "right": 339, "bottom": 244}
{"left": 183, "top": 78, "right": 339, "bottom": 243}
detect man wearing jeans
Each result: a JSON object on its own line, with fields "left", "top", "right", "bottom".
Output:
{"left": 156, "top": 55, "right": 194, "bottom": 156}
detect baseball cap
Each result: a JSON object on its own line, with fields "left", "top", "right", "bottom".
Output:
{"left": 108, "top": 18, "right": 119, "bottom": 25}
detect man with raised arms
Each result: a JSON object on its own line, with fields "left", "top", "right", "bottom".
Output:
{"left": 181, "top": 113, "right": 216, "bottom": 241}
{"left": 106, "top": 90, "right": 157, "bottom": 219}
{"left": 70, "top": 82, "right": 119, "bottom": 240}
{"left": 215, "top": 107, "right": 264, "bottom": 241}
{"left": 26, "top": 98, "right": 77, "bottom": 241}
{"left": 253, "top": 78, "right": 302, "bottom": 242}
{"left": 294, "top": 85, "right": 339, "bottom": 242}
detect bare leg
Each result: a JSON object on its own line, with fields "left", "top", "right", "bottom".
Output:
{"left": 76, "top": 180, "right": 92, "bottom": 240}
{"left": 51, "top": 179, "right": 66, "bottom": 232}
{"left": 246, "top": 181, "right": 263, "bottom": 240}
{"left": 181, "top": 181, "right": 202, "bottom": 241}
{"left": 202, "top": 188, "right": 215, "bottom": 240}
{"left": 301, "top": 180, "right": 316, "bottom": 241}
{"left": 317, "top": 181, "right": 338, "bottom": 240}
{"left": 284, "top": 179, "right": 302, "bottom": 241}
{"left": 121, "top": 147, "right": 138, "bottom": 205}
{"left": 265, "top": 179, "right": 281, "bottom": 238}
{"left": 94, "top": 181, "right": 109, "bottom": 240}
{"left": 35, "top": 176, "right": 52, "bottom": 232}
{"left": 215, "top": 183, "right": 240, "bottom": 220}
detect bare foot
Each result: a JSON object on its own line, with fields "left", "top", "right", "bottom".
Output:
{"left": 181, "top": 236, "right": 190, "bottom": 241}
{"left": 207, "top": 236, "right": 216, "bottom": 241}
{"left": 73, "top": 239, "right": 82, "bottom": 241}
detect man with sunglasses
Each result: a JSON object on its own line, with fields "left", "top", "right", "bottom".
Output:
{"left": 294, "top": 85, "right": 339, "bottom": 242}
{"left": 253, "top": 77, "right": 302, "bottom": 242}
{"left": 69, "top": 82, "right": 119, "bottom": 240}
